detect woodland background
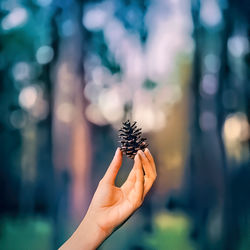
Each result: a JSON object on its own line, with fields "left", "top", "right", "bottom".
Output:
{"left": 0, "top": 0, "right": 249, "bottom": 249}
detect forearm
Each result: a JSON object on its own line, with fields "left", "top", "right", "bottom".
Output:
{"left": 59, "top": 216, "right": 109, "bottom": 250}
{"left": 59, "top": 148, "right": 156, "bottom": 249}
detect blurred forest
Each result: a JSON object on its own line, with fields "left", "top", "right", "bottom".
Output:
{"left": 0, "top": 0, "right": 249, "bottom": 250}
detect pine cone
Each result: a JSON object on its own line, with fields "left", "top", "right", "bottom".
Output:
{"left": 118, "top": 120, "right": 149, "bottom": 159}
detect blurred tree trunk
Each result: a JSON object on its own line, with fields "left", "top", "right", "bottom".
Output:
{"left": 51, "top": 1, "right": 93, "bottom": 248}
{"left": 176, "top": 1, "right": 250, "bottom": 249}
{"left": 168, "top": 1, "right": 227, "bottom": 249}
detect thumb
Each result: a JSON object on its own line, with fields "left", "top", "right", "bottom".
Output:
{"left": 102, "top": 148, "right": 122, "bottom": 184}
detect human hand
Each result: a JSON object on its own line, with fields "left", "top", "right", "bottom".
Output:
{"left": 86, "top": 147, "right": 156, "bottom": 234}
{"left": 60, "top": 148, "right": 156, "bottom": 250}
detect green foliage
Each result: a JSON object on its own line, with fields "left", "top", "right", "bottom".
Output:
{"left": 144, "top": 212, "right": 195, "bottom": 250}
{"left": 0, "top": 217, "right": 52, "bottom": 250}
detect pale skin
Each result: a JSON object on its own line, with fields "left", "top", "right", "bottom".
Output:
{"left": 59, "top": 148, "right": 157, "bottom": 250}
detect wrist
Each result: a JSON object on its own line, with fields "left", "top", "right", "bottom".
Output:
{"left": 60, "top": 215, "right": 110, "bottom": 250}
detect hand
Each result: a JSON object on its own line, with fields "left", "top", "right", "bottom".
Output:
{"left": 60, "top": 148, "right": 157, "bottom": 250}
{"left": 86, "top": 147, "right": 157, "bottom": 234}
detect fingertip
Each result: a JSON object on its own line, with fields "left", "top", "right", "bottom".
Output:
{"left": 145, "top": 148, "right": 153, "bottom": 157}
{"left": 138, "top": 150, "right": 146, "bottom": 159}
{"left": 145, "top": 148, "right": 154, "bottom": 159}
{"left": 134, "top": 153, "right": 142, "bottom": 169}
{"left": 134, "top": 153, "right": 139, "bottom": 161}
{"left": 115, "top": 147, "right": 122, "bottom": 157}
{"left": 111, "top": 148, "right": 122, "bottom": 168}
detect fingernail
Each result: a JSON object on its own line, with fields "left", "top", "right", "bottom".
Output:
{"left": 115, "top": 147, "right": 120, "bottom": 155}
{"left": 138, "top": 150, "right": 144, "bottom": 156}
